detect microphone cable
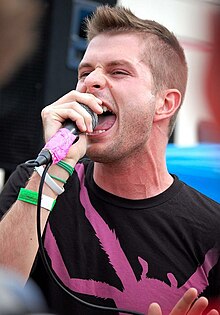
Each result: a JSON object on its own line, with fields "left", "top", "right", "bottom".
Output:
{"left": 24, "top": 159, "right": 144, "bottom": 315}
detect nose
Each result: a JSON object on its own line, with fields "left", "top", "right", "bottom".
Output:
{"left": 84, "top": 68, "right": 106, "bottom": 93}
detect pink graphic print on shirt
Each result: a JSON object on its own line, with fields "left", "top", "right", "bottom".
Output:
{"left": 44, "top": 163, "right": 220, "bottom": 314}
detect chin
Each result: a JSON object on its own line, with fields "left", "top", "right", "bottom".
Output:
{"left": 87, "top": 153, "right": 111, "bottom": 163}
{"left": 86, "top": 150, "right": 116, "bottom": 164}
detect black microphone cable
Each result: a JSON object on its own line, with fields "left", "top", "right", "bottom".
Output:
{"left": 23, "top": 159, "right": 144, "bottom": 315}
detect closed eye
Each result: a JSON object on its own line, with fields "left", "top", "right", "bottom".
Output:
{"left": 112, "top": 70, "right": 129, "bottom": 75}
{"left": 78, "top": 72, "right": 91, "bottom": 79}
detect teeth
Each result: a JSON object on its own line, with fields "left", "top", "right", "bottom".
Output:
{"left": 86, "top": 130, "right": 106, "bottom": 135}
{"left": 102, "top": 106, "right": 108, "bottom": 112}
{"left": 101, "top": 105, "right": 113, "bottom": 113}
{"left": 95, "top": 130, "right": 106, "bottom": 134}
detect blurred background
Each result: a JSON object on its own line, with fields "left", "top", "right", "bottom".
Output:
{"left": 0, "top": 0, "right": 219, "bottom": 201}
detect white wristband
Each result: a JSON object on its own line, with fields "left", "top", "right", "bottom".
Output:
{"left": 17, "top": 188, "right": 56, "bottom": 212}
{"left": 35, "top": 166, "right": 65, "bottom": 195}
{"left": 41, "top": 194, "right": 56, "bottom": 211}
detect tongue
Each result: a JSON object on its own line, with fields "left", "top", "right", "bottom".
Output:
{"left": 94, "top": 115, "right": 116, "bottom": 131}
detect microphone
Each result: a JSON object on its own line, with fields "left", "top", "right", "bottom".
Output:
{"left": 62, "top": 103, "right": 98, "bottom": 134}
{"left": 33, "top": 104, "right": 98, "bottom": 166}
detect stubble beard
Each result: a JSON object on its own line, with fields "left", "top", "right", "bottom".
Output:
{"left": 86, "top": 131, "right": 150, "bottom": 165}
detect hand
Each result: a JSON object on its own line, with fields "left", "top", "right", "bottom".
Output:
{"left": 42, "top": 90, "right": 103, "bottom": 141}
{"left": 147, "top": 288, "right": 219, "bottom": 315}
{"left": 41, "top": 90, "right": 103, "bottom": 163}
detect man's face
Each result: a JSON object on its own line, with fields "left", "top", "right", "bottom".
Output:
{"left": 77, "top": 33, "right": 157, "bottom": 163}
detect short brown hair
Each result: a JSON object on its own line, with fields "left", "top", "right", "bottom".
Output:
{"left": 85, "top": 5, "right": 188, "bottom": 138}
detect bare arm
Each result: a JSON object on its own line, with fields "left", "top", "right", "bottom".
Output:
{"left": 0, "top": 90, "right": 103, "bottom": 283}
{"left": 0, "top": 167, "right": 63, "bottom": 282}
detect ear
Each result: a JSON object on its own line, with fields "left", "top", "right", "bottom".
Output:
{"left": 154, "top": 89, "right": 182, "bottom": 122}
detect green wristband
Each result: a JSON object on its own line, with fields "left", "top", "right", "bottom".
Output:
{"left": 49, "top": 174, "right": 67, "bottom": 184}
{"left": 17, "top": 188, "right": 56, "bottom": 211}
{"left": 57, "top": 160, "right": 74, "bottom": 176}
{"left": 18, "top": 188, "right": 38, "bottom": 206}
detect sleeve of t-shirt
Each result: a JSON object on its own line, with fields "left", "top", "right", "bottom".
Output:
{"left": 0, "top": 164, "right": 34, "bottom": 219}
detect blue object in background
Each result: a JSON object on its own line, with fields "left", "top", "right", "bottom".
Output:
{"left": 166, "top": 144, "right": 220, "bottom": 203}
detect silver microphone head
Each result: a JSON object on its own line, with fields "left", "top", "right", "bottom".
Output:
{"left": 80, "top": 103, "right": 98, "bottom": 129}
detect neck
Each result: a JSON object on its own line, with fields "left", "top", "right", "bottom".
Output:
{"left": 93, "top": 149, "right": 173, "bottom": 200}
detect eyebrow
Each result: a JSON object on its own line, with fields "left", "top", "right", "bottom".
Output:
{"left": 78, "top": 60, "right": 135, "bottom": 72}
{"left": 78, "top": 62, "right": 91, "bottom": 72}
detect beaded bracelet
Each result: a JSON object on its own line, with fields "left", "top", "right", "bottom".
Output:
{"left": 57, "top": 160, "right": 74, "bottom": 176}
{"left": 17, "top": 188, "right": 56, "bottom": 211}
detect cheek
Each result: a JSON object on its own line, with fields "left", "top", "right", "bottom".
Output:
{"left": 113, "top": 85, "right": 156, "bottom": 129}
{"left": 121, "top": 97, "right": 155, "bottom": 125}
{"left": 118, "top": 107, "right": 152, "bottom": 146}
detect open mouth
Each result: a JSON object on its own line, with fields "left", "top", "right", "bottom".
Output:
{"left": 90, "top": 105, "right": 116, "bottom": 134}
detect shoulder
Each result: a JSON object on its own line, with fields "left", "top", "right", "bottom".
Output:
{"left": 175, "top": 177, "right": 220, "bottom": 229}
{"left": 180, "top": 178, "right": 220, "bottom": 207}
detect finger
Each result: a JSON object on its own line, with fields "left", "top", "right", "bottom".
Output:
{"left": 64, "top": 133, "right": 87, "bottom": 163}
{"left": 64, "top": 102, "right": 99, "bottom": 132}
{"left": 187, "top": 296, "right": 208, "bottom": 315}
{"left": 50, "top": 106, "right": 94, "bottom": 133}
{"left": 170, "top": 288, "right": 198, "bottom": 315}
{"left": 207, "top": 310, "right": 219, "bottom": 315}
{"left": 42, "top": 102, "right": 95, "bottom": 135}
{"left": 53, "top": 90, "right": 103, "bottom": 114}
{"left": 147, "top": 303, "right": 162, "bottom": 315}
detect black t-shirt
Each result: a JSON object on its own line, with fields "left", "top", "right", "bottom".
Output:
{"left": 1, "top": 159, "right": 220, "bottom": 315}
